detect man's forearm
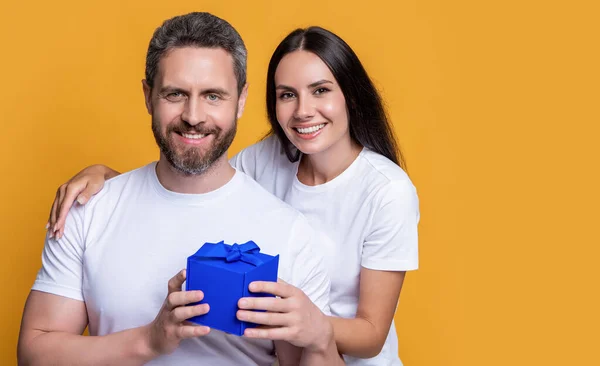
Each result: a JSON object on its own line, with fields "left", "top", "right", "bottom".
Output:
{"left": 19, "top": 325, "right": 156, "bottom": 366}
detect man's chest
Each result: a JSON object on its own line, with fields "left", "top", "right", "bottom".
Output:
{"left": 79, "top": 210, "right": 293, "bottom": 334}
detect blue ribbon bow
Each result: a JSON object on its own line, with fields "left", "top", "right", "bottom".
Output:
{"left": 202, "top": 241, "right": 263, "bottom": 266}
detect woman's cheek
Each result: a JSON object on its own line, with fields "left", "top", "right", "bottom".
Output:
{"left": 275, "top": 104, "right": 290, "bottom": 128}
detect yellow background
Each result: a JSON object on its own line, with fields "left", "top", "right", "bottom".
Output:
{"left": 1, "top": 0, "right": 598, "bottom": 364}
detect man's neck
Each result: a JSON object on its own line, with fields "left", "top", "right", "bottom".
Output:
{"left": 155, "top": 154, "right": 235, "bottom": 194}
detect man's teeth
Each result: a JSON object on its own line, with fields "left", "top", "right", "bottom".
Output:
{"left": 182, "top": 133, "right": 206, "bottom": 139}
{"left": 296, "top": 124, "right": 325, "bottom": 134}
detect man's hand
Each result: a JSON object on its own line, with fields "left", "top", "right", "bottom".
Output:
{"left": 145, "top": 269, "right": 211, "bottom": 356}
{"left": 236, "top": 279, "right": 333, "bottom": 352}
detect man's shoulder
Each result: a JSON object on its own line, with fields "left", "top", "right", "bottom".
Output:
{"left": 64, "top": 163, "right": 153, "bottom": 227}
{"left": 102, "top": 163, "right": 152, "bottom": 190}
{"left": 242, "top": 175, "right": 323, "bottom": 245}
{"left": 86, "top": 163, "right": 153, "bottom": 206}
{"left": 60, "top": 163, "right": 155, "bottom": 248}
{"left": 235, "top": 171, "right": 302, "bottom": 218}
{"left": 234, "top": 172, "right": 317, "bottom": 240}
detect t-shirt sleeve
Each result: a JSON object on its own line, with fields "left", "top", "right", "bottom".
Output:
{"left": 229, "top": 143, "right": 261, "bottom": 180}
{"left": 32, "top": 208, "right": 86, "bottom": 301}
{"left": 361, "top": 180, "right": 420, "bottom": 271}
{"left": 285, "top": 216, "right": 331, "bottom": 315}
{"left": 229, "top": 135, "right": 283, "bottom": 181}
{"left": 229, "top": 150, "right": 255, "bottom": 178}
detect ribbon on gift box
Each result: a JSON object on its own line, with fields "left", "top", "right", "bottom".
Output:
{"left": 201, "top": 241, "right": 263, "bottom": 266}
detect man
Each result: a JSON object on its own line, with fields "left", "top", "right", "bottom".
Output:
{"left": 18, "top": 12, "right": 342, "bottom": 365}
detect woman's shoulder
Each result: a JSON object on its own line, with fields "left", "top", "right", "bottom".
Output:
{"left": 355, "top": 149, "right": 418, "bottom": 206}
{"left": 230, "top": 134, "right": 295, "bottom": 180}
{"left": 359, "top": 149, "right": 413, "bottom": 185}
{"left": 232, "top": 134, "right": 285, "bottom": 164}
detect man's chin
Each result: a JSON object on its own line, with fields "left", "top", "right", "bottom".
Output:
{"left": 169, "top": 160, "right": 211, "bottom": 176}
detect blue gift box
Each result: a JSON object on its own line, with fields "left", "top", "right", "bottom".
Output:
{"left": 185, "top": 240, "right": 279, "bottom": 336}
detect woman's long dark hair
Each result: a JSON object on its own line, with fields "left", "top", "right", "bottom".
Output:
{"left": 265, "top": 26, "right": 406, "bottom": 170}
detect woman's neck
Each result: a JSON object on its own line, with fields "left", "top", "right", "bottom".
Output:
{"left": 297, "top": 137, "right": 362, "bottom": 186}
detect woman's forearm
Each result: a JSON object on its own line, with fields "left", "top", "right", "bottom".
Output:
{"left": 329, "top": 316, "right": 387, "bottom": 359}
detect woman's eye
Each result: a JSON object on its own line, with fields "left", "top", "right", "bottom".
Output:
{"left": 314, "top": 88, "right": 329, "bottom": 95}
{"left": 279, "top": 92, "right": 295, "bottom": 100}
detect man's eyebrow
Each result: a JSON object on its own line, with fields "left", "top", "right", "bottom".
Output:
{"left": 156, "top": 86, "right": 233, "bottom": 98}
{"left": 202, "top": 88, "right": 231, "bottom": 97}
{"left": 158, "top": 86, "right": 187, "bottom": 95}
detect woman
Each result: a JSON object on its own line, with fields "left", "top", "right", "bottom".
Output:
{"left": 47, "top": 26, "right": 419, "bottom": 365}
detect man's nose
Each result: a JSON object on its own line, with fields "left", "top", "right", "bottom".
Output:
{"left": 181, "top": 98, "right": 206, "bottom": 126}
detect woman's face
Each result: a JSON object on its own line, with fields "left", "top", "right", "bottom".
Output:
{"left": 274, "top": 50, "right": 350, "bottom": 156}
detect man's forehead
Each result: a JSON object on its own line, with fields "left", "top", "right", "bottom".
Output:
{"left": 155, "top": 46, "right": 237, "bottom": 87}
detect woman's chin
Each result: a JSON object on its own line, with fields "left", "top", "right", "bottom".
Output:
{"left": 294, "top": 143, "right": 328, "bottom": 157}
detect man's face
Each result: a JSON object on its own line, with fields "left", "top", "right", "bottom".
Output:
{"left": 144, "top": 47, "right": 247, "bottom": 175}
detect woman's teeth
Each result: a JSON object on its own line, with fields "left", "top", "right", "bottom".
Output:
{"left": 296, "top": 124, "right": 325, "bottom": 134}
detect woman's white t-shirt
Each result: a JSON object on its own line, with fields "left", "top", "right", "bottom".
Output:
{"left": 231, "top": 135, "right": 419, "bottom": 366}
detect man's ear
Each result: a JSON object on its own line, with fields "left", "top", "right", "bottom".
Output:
{"left": 236, "top": 83, "right": 249, "bottom": 119}
{"left": 142, "top": 79, "right": 153, "bottom": 115}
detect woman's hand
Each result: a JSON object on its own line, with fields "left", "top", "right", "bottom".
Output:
{"left": 47, "top": 164, "right": 120, "bottom": 239}
{"left": 237, "top": 279, "right": 334, "bottom": 352}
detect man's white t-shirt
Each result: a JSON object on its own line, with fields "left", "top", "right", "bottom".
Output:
{"left": 231, "top": 135, "right": 419, "bottom": 366}
{"left": 33, "top": 162, "right": 330, "bottom": 366}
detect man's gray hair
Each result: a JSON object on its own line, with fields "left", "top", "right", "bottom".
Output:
{"left": 145, "top": 12, "right": 247, "bottom": 94}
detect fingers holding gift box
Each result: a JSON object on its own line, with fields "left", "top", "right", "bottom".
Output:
{"left": 185, "top": 241, "right": 334, "bottom": 352}
{"left": 185, "top": 241, "right": 280, "bottom": 336}
{"left": 144, "top": 269, "right": 211, "bottom": 357}
{"left": 237, "top": 279, "right": 333, "bottom": 351}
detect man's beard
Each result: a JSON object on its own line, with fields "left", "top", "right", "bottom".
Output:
{"left": 151, "top": 115, "right": 237, "bottom": 176}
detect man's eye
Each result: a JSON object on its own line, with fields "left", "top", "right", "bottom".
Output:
{"left": 207, "top": 94, "right": 220, "bottom": 101}
{"left": 165, "top": 92, "right": 185, "bottom": 102}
